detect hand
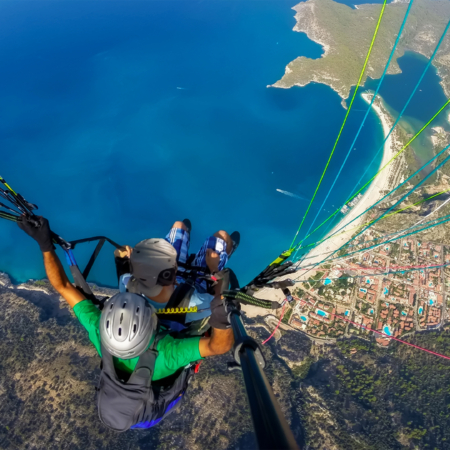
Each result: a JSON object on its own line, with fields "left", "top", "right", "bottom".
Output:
{"left": 209, "top": 296, "right": 240, "bottom": 330}
{"left": 206, "top": 249, "right": 220, "bottom": 273}
{"left": 17, "top": 216, "right": 54, "bottom": 253}
{"left": 114, "top": 245, "right": 133, "bottom": 259}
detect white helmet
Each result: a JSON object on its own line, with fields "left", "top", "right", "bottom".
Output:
{"left": 99, "top": 292, "right": 158, "bottom": 359}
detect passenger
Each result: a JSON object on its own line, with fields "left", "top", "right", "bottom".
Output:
{"left": 114, "top": 219, "right": 240, "bottom": 335}
{"left": 17, "top": 216, "right": 236, "bottom": 431}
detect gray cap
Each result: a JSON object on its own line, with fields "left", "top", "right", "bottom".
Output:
{"left": 128, "top": 238, "right": 178, "bottom": 298}
{"left": 100, "top": 292, "right": 158, "bottom": 359}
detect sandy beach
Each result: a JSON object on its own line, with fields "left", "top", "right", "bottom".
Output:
{"left": 298, "top": 92, "right": 398, "bottom": 268}
{"left": 244, "top": 92, "right": 401, "bottom": 314}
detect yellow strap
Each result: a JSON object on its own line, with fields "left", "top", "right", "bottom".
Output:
{"left": 156, "top": 306, "right": 198, "bottom": 314}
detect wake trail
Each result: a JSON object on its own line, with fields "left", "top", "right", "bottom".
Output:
{"left": 276, "top": 189, "right": 307, "bottom": 201}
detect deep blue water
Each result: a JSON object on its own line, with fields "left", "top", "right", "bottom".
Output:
{"left": 0, "top": 1, "right": 445, "bottom": 287}
{"left": 365, "top": 51, "right": 450, "bottom": 165}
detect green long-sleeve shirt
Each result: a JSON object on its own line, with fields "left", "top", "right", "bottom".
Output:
{"left": 73, "top": 299, "right": 202, "bottom": 380}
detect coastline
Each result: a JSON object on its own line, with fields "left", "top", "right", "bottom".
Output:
{"left": 298, "top": 92, "right": 399, "bottom": 270}
{"left": 269, "top": 0, "right": 450, "bottom": 103}
{"left": 245, "top": 92, "right": 402, "bottom": 312}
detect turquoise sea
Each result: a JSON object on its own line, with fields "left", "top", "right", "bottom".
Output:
{"left": 0, "top": 1, "right": 447, "bottom": 287}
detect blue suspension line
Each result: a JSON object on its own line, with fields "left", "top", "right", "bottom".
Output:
{"left": 296, "top": 0, "right": 416, "bottom": 259}
{"left": 301, "top": 147, "right": 450, "bottom": 275}
{"left": 295, "top": 141, "right": 450, "bottom": 264}
{"left": 297, "top": 213, "right": 450, "bottom": 272}
{"left": 347, "top": 20, "right": 450, "bottom": 202}
{"left": 312, "top": 214, "right": 450, "bottom": 266}
{"left": 294, "top": 19, "right": 450, "bottom": 261}
{"left": 298, "top": 212, "right": 450, "bottom": 263}
{"left": 296, "top": 263, "right": 450, "bottom": 285}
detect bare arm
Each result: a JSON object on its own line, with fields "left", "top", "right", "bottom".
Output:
{"left": 43, "top": 250, "right": 85, "bottom": 308}
{"left": 198, "top": 327, "right": 234, "bottom": 357}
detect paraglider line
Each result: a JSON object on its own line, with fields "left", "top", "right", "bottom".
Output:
{"left": 294, "top": 21, "right": 450, "bottom": 251}
{"left": 296, "top": 188, "right": 450, "bottom": 261}
{"left": 294, "top": 262, "right": 450, "bottom": 285}
{"left": 300, "top": 146, "right": 450, "bottom": 280}
{"left": 333, "top": 314, "right": 450, "bottom": 361}
{"left": 290, "top": 0, "right": 388, "bottom": 249}
{"left": 294, "top": 212, "right": 450, "bottom": 280}
{"left": 298, "top": 0, "right": 416, "bottom": 256}
{"left": 262, "top": 303, "right": 287, "bottom": 345}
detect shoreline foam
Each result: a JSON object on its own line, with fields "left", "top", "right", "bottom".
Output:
{"left": 246, "top": 92, "right": 400, "bottom": 309}
{"left": 298, "top": 92, "right": 397, "bottom": 269}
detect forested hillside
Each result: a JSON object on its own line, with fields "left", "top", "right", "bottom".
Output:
{"left": 2, "top": 273, "right": 450, "bottom": 449}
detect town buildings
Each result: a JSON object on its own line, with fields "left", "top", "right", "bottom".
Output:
{"left": 285, "top": 235, "right": 448, "bottom": 347}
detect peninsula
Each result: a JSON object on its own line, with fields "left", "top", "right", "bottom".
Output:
{"left": 270, "top": 0, "right": 450, "bottom": 101}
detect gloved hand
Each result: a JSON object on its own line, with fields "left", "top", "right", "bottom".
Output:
{"left": 209, "top": 296, "right": 240, "bottom": 330}
{"left": 17, "top": 216, "right": 54, "bottom": 253}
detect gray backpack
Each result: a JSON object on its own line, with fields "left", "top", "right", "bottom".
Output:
{"left": 97, "top": 334, "right": 195, "bottom": 432}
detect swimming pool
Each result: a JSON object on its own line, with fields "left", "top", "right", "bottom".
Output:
{"left": 324, "top": 278, "right": 332, "bottom": 286}
{"left": 429, "top": 299, "right": 434, "bottom": 306}
{"left": 317, "top": 309, "right": 328, "bottom": 317}
{"left": 345, "top": 310, "right": 350, "bottom": 316}
{"left": 383, "top": 325, "right": 392, "bottom": 336}
{"left": 370, "top": 309, "right": 374, "bottom": 314}
{"left": 383, "top": 287, "right": 388, "bottom": 295}
{"left": 360, "top": 288, "right": 367, "bottom": 293}
{"left": 401, "top": 311, "right": 407, "bottom": 316}
{"left": 419, "top": 307, "right": 423, "bottom": 314}
{"left": 300, "top": 315, "right": 308, "bottom": 322}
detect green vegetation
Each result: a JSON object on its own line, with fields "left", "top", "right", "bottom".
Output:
{"left": 33, "top": 280, "right": 47, "bottom": 286}
{"left": 360, "top": 302, "right": 370, "bottom": 315}
{"left": 273, "top": 0, "right": 450, "bottom": 102}
{"left": 309, "top": 271, "right": 325, "bottom": 288}
{"left": 389, "top": 242, "right": 401, "bottom": 259}
{"left": 0, "top": 286, "right": 256, "bottom": 450}
{"left": 282, "top": 307, "right": 293, "bottom": 324}
{"left": 292, "top": 357, "right": 314, "bottom": 379}
{"left": 312, "top": 271, "right": 324, "bottom": 281}
{"left": 301, "top": 332, "right": 450, "bottom": 449}
{"left": 334, "top": 276, "right": 349, "bottom": 290}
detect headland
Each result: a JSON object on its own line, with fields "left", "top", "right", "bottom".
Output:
{"left": 270, "top": 0, "right": 450, "bottom": 103}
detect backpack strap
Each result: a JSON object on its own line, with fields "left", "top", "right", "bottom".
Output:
{"left": 98, "top": 344, "right": 156, "bottom": 432}
{"left": 100, "top": 344, "right": 119, "bottom": 378}
{"left": 127, "top": 349, "right": 157, "bottom": 386}
{"left": 97, "top": 329, "right": 190, "bottom": 432}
